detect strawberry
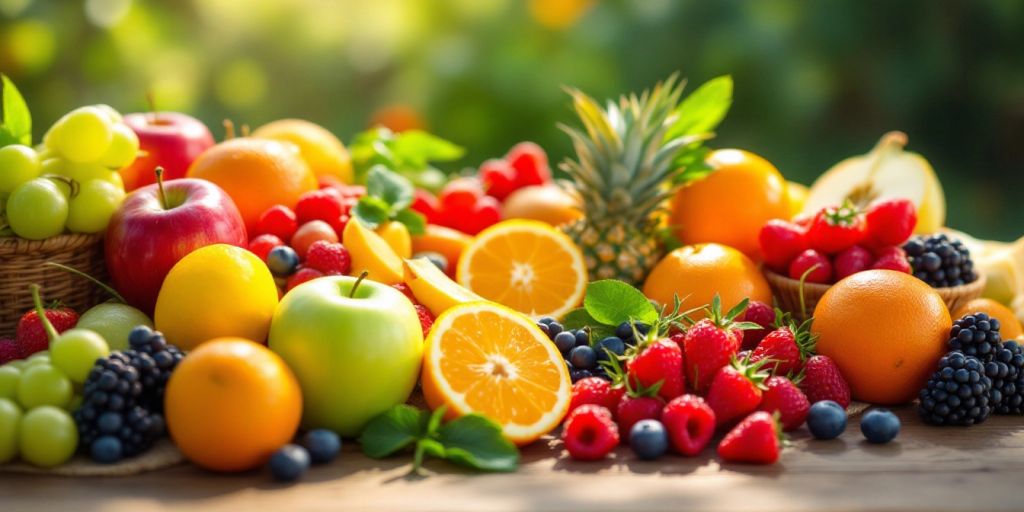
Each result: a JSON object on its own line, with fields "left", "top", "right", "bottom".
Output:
{"left": 750, "top": 314, "right": 815, "bottom": 376}
{"left": 616, "top": 386, "right": 664, "bottom": 439}
{"left": 16, "top": 303, "right": 78, "bottom": 357}
{"left": 661, "top": 394, "right": 715, "bottom": 456}
{"left": 286, "top": 267, "right": 324, "bottom": 292}
{"left": 800, "top": 354, "right": 851, "bottom": 408}
{"left": 392, "top": 283, "right": 418, "bottom": 304}
{"left": 561, "top": 404, "right": 619, "bottom": 461}
{"left": 0, "top": 337, "right": 20, "bottom": 364}
{"left": 327, "top": 214, "right": 350, "bottom": 240}
{"left": 864, "top": 198, "right": 917, "bottom": 247}
{"left": 626, "top": 339, "right": 685, "bottom": 402}
{"left": 478, "top": 159, "right": 518, "bottom": 201}
{"left": 256, "top": 205, "right": 299, "bottom": 242}
{"left": 411, "top": 189, "right": 442, "bottom": 225}
{"left": 871, "top": 246, "right": 912, "bottom": 273}
{"left": 439, "top": 177, "right": 484, "bottom": 214}
{"left": 248, "top": 233, "right": 285, "bottom": 262}
{"left": 806, "top": 202, "right": 866, "bottom": 254}
{"left": 414, "top": 305, "right": 434, "bottom": 339}
{"left": 295, "top": 189, "right": 344, "bottom": 225}
{"left": 740, "top": 300, "right": 776, "bottom": 351}
{"left": 706, "top": 357, "right": 770, "bottom": 428}
{"left": 459, "top": 196, "right": 502, "bottom": 235}
{"left": 788, "top": 248, "right": 832, "bottom": 284}
{"left": 758, "top": 219, "right": 807, "bottom": 271}
{"left": 304, "top": 241, "right": 352, "bottom": 275}
{"left": 682, "top": 295, "right": 757, "bottom": 393}
{"left": 717, "top": 411, "right": 783, "bottom": 464}
{"left": 834, "top": 245, "right": 873, "bottom": 281}
{"left": 757, "top": 376, "right": 810, "bottom": 431}
{"left": 570, "top": 377, "right": 626, "bottom": 416}
{"left": 505, "top": 142, "right": 551, "bottom": 188}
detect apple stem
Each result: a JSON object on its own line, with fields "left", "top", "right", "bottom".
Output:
{"left": 155, "top": 166, "right": 169, "bottom": 210}
{"left": 146, "top": 89, "right": 158, "bottom": 124}
{"left": 43, "top": 261, "right": 128, "bottom": 305}
{"left": 349, "top": 271, "right": 370, "bottom": 298}
{"left": 29, "top": 284, "right": 60, "bottom": 344}
{"left": 223, "top": 119, "right": 235, "bottom": 140}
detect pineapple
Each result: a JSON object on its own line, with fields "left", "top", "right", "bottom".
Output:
{"left": 559, "top": 76, "right": 703, "bottom": 285}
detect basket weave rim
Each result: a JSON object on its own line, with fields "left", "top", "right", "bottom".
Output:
{"left": 0, "top": 233, "right": 104, "bottom": 255}
{"left": 762, "top": 267, "right": 833, "bottom": 292}
{"left": 763, "top": 266, "right": 987, "bottom": 294}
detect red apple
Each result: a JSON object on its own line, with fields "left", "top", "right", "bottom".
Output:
{"left": 105, "top": 175, "right": 247, "bottom": 314}
{"left": 119, "top": 112, "right": 215, "bottom": 191}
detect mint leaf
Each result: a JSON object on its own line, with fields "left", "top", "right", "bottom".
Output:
{"left": 584, "top": 280, "right": 659, "bottom": 326}
{"left": 359, "top": 404, "right": 429, "bottom": 459}
{"left": 392, "top": 130, "right": 464, "bottom": 166}
{"left": 435, "top": 414, "right": 519, "bottom": 472}
{"left": 394, "top": 208, "right": 426, "bottom": 235}
{"left": 366, "top": 165, "right": 414, "bottom": 211}
{"left": 352, "top": 196, "right": 391, "bottom": 229}
{"left": 1, "top": 74, "right": 31, "bottom": 146}
{"left": 561, "top": 307, "right": 597, "bottom": 330}
{"left": 666, "top": 75, "right": 732, "bottom": 140}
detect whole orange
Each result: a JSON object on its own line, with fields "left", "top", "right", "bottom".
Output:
{"left": 642, "top": 243, "right": 771, "bottom": 315}
{"left": 813, "top": 270, "right": 951, "bottom": 405}
{"left": 165, "top": 337, "right": 302, "bottom": 472}
{"left": 953, "top": 298, "right": 1023, "bottom": 339}
{"left": 669, "top": 149, "right": 789, "bottom": 258}
{"left": 186, "top": 138, "right": 317, "bottom": 233}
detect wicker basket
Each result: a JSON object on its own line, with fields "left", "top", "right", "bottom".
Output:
{"left": 0, "top": 234, "right": 108, "bottom": 336}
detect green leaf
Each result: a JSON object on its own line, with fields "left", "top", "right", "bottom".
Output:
{"left": 426, "top": 405, "right": 446, "bottom": 437}
{"left": 666, "top": 75, "right": 732, "bottom": 140}
{"left": 358, "top": 404, "right": 429, "bottom": 459}
{"left": 366, "top": 165, "right": 415, "bottom": 211}
{"left": 584, "top": 280, "right": 659, "bottom": 326}
{"left": 435, "top": 414, "right": 519, "bottom": 472}
{"left": 352, "top": 196, "right": 392, "bottom": 229}
{"left": 1, "top": 75, "right": 31, "bottom": 146}
{"left": 394, "top": 208, "right": 426, "bottom": 236}
{"left": 392, "top": 130, "right": 465, "bottom": 165}
{"left": 561, "top": 307, "right": 598, "bottom": 331}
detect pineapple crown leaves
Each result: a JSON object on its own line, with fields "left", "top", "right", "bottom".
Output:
{"left": 702, "top": 294, "right": 762, "bottom": 332}
{"left": 730, "top": 353, "right": 772, "bottom": 391}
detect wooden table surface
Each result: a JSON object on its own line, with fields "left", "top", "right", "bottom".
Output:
{"left": 4, "top": 405, "right": 1023, "bottom": 512}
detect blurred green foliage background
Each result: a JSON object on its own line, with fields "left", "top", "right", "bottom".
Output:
{"left": 1, "top": 0, "right": 1021, "bottom": 239}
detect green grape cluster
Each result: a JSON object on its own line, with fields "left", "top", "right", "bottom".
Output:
{"left": 1, "top": 104, "right": 136, "bottom": 240}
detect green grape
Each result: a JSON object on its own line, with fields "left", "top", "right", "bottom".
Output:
{"left": 50, "top": 106, "right": 114, "bottom": 163}
{"left": 6, "top": 178, "right": 69, "bottom": 240}
{"left": 27, "top": 351, "right": 50, "bottom": 363}
{"left": 16, "top": 364, "right": 72, "bottom": 409}
{"left": 66, "top": 179, "right": 126, "bottom": 234}
{"left": 94, "top": 104, "right": 123, "bottom": 124}
{"left": 19, "top": 405, "right": 77, "bottom": 467}
{"left": 77, "top": 303, "right": 153, "bottom": 352}
{"left": 0, "top": 366, "right": 21, "bottom": 401}
{"left": 50, "top": 328, "right": 109, "bottom": 383}
{"left": 0, "top": 398, "right": 21, "bottom": 463}
{"left": 7, "top": 360, "right": 26, "bottom": 371}
{"left": 0, "top": 144, "right": 40, "bottom": 195}
{"left": 100, "top": 123, "right": 140, "bottom": 169}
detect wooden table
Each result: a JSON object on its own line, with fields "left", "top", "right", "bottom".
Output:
{"left": 4, "top": 405, "right": 1022, "bottom": 511}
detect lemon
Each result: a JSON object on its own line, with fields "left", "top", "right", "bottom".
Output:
{"left": 154, "top": 244, "right": 278, "bottom": 351}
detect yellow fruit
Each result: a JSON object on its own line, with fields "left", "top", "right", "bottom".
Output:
{"left": 953, "top": 298, "right": 1024, "bottom": 340}
{"left": 457, "top": 219, "right": 587, "bottom": 319}
{"left": 786, "top": 181, "right": 808, "bottom": 218}
{"left": 376, "top": 221, "right": 412, "bottom": 259}
{"left": 154, "top": 245, "right": 278, "bottom": 351}
{"left": 421, "top": 301, "right": 571, "bottom": 445}
{"left": 942, "top": 228, "right": 1024, "bottom": 305}
{"left": 252, "top": 119, "right": 353, "bottom": 183}
{"left": 342, "top": 219, "right": 403, "bottom": 284}
{"left": 403, "top": 258, "right": 485, "bottom": 316}
{"left": 502, "top": 184, "right": 582, "bottom": 227}
{"left": 805, "top": 131, "right": 945, "bottom": 234}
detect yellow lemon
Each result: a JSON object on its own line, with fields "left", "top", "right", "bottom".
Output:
{"left": 252, "top": 119, "right": 353, "bottom": 183}
{"left": 376, "top": 221, "right": 412, "bottom": 259}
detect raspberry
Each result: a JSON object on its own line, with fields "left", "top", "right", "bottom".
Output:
{"left": 286, "top": 267, "right": 324, "bottom": 292}
{"left": 248, "top": 234, "right": 284, "bottom": 262}
{"left": 304, "top": 241, "right": 352, "bottom": 275}
{"left": 256, "top": 205, "right": 298, "bottom": 242}
{"left": 561, "top": 404, "right": 619, "bottom": 461}
{"left": 0, "top": 337, "right": 20, "bottom": 364}
{"left": 661, "top": 394, "right": 716, "bottom": 456}
{"left": 569, "top": 377, "right": 625, "bottom": 416}
{"left": 295, "top": 190, "right": 344, "bottom": 225}
{"left": 392, "top": 283, "right": 418, "bottom": 304}
{"left": 414, "top": 305, "right": 434, "bottom": 339}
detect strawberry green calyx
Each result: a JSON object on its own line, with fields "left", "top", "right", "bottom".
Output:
{"left": 705, "top": 294, "right": 762, "bottom": 332}
{"left": 598, "top": 352, "right": 629, "bottom": 389}
{"left": 823, "top": 200, "right": 863, "bottom": 228}
{"left": 772, "top": 309, "right": 819, "bottom": 360}
{"left": 731, "top": 353, "right": 772, "bottom": 391}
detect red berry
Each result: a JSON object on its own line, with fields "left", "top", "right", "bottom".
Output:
{"left": 0, "top": 337, "right": 21, "bottom": 364}
{"left": 788, "top": 249, "right": 833, "bottom": 284}
{"left": 871, "top": 246, "right": 912, "bottom": 273}
{"left": 626, "top": 339, "right": 685, "bottom": 402}
{"left": 616, "top": 394, "right": 664, "bottom": 439}
{"left": 411, "top": 189, "right": 442, "bottom": 225}
{"left": 570, "top": 377, "right": 626, "bottom": 416}
{"left": 414, "top": 304, "right": 434, "bottom": 339}
{"left": 757, "top": 376, "right": 810, "bottom": 431}
{"left": 248, "top": 234, "right": 285, "bottom": 262}
{"left": 291, "top": 220, "right": 339, "bottom": 259}
{"left": 806, "top": 203, "right": 866, "bottom": 254}
{"left": 758, "top": 219, "right": 807, "bottom": 271}
{"left": 505, "top": 142, "right": 551, "bottom": 188}
{"left": 459, "top": 196, "right": 502, "bottom": 235}
{"left": 706, "top": 359, "right": 769, "bottom": 428}
{"left": 834, "top": 245, "right": 873, "bottom": 281}
{"left": 717, "top": 411, "right": 782, "bottom": 464}
{"left": 865, "top": 198, "right": 917, "bottom": 247}
{"left": 478, "top": 159, "right": 518, "bottom": 201}
{"left": 295, "top": 190, "right": 344, "bottom": 225}
{"left": 286, "top": 267, "right": 324, "bottom": 292}
{"left": 740, "top": 300, "right": 776, "bottom": 351}
{"left": 327, "top": 214, "right": 350, "bottom": 240}
{"left": 392, "top": 283, "right": 418, "bottom": 304}
{"left": 304, "top": 240, "right": 352, "bottom": 275}
{"left": 800, "top": 355, "right": 851, "bottom": 408}
{"left": 561, "top": 405, "right": 619, "bottom": 461}
{"left": 16, "top": 306, "right": 79, "bottom": 357}
{"left": 439, "top": 177, "right": 484, "bottom": 214}
{"left": 750, "top": 324, "right": 811, "bottom": 377}
{"left": 683, "top": 316, "right": 743, "bottom": 394}
{"left": 338, "top": 185, "right": 366, "bottom": 198}
{"left": 256, "top": 205, "right": 298, "bottom": 242}
{"left": 661, "top": 395, "right": 716, "bottom": 456}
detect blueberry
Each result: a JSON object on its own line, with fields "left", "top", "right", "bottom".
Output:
{"left": 596, "top": 337, "right": 625, "bottom": 360}
{"left": 860, "top": 409, "right": 900, "bottom": 444}
{"left": 569, "top": 345, "right": 597, "bottom": 370}
{"left": 569, "top": 368, "right": 593, "bottom": 382}
{"left": 128, "top": 325, "right": 154, "bottom": 348}
{"left": 97, "top": 411, "right": 123, "bottom": 434}
{"left": 537, "top": 317, "right": 556, "bottom": 326}
{"left": 537, "top": 323, "right": 550, "bottom": 337}
{"left": 547, "top": 322, "right": 564, "bottom": 337}
{"left": 302, "top": 429, "right": 342, "bottom": 464}
{"left": 629, "top": 419, "right": 668, "bottom": 460}
{"left": 807, "top": 400, "right": 847, "bottom": 440}
{"left": 269, "top": 444, "right": 311, "bottom": 482}
{"left": 634, "top": 322, "right": 651, "bottom": 336}
{"left": 91, "top": 436, "right": 123, "bottom": 464}
{"left": 266, "top": 246, "right": 300, "bottom": 277}
{"left": 553, "top": 332, "right": 577, "bottom": 354}
{"left": 615, "top": 322, "right": 634, "bottom": 339}
{"left": 574, "top": 330, "right": 590, "bottom": 347}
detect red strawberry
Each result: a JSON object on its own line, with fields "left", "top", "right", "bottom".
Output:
{"left": 758, "top": 219, "right": 807, "bottom": 271}
{"left": 800, "top": 354, "right": 851, "bottom": 408}
{"left": 414, "top": 304, "right": 434, "bottom": 338}
{"left": 661, "top": 394, "right": 716, "bottom": 456}
{"left": 0, "top": 337, "right": 20, "bottom": 364}
{"left": 871, "top": 246, "right": 912, "bottom": 273}
{"left": 834, "top": 245, "right": 873, "bottom": 281}
{"left": 256, "top": 205, "right": 299, "bottom": 242}
{"left": 717, "top": 411, "right": 782, "bottom": 464}
{"left": 682, "top": 295, "right": 756, "bottom": 393}
{"left": 458, "top": 196, "right": 502, "bottom": 235}
{"left": 561, "top": 404, "right": 619, "bottom": 461}
{"left": 286, "top": 267, "right": 324, "bottom": 292}
{"left": 439, "top": 177, "right": 484, "bottom": 214}
{"left": 865, "top": 198, "right": 917, "bottom": 247}
{"left": 248, "top": 233, "right": 284, "bottom": 262}
{"left": 295, "top": 189, "right": 344, "bottom": 225}
{"left": 327, "top": 214, "right": 350, "bottom": 240}
{"left": 505, "top": 142, "right": 551, "bottom": 188}
{"left": 304, "top": 241, "right": 352, "bottom": 275}
{"left": 626, "top": 339, "right": 685, "bottom": 402}
{"left": 740, "top": 300, "right": 776, "bottom": 350}
{"left": 411, "top": 189, "right": 442, "bottom": 225}
{"left": 478, "top": 159, "right": 518, "bottom": 201}
{"left": 392, "top": 283, "right": 418, "bottom": 304}
{"left": 750, "top": 316, "right": 815, "bottom": 376}
{"left": 16, "top": 304, "right": 78, "bottom": 357}
{"left": 706, "top": 358, "right": 769, "bottom": 428}
{"left": 806, "top": 202, "right": 866, "bottom": 254}
{"left": 570, "top": 377, "right": 626, "bottom": 416}
{"left": 757, "top": 376, "right": 809, "bottom": 431}
{"left": 788, "top": 248, "right": 833, "bottom": 284}
{"left": 616, "top": 392, "right": 664, "bottom": 439}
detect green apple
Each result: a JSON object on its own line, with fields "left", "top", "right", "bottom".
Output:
{"left": 268, "top": 275, "right": 423, "bottom": 437}
{"left": 76, "top": 302, "right": 152, "bottom": 352}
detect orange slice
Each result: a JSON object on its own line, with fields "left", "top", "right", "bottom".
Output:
{"left": 421, "top": 301, "right": 571, "bottom": 445}
{"left": 456, "top": 219, "right": 586, "bottom": 319}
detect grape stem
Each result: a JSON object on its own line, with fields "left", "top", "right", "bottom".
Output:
{"left": 349, "top": 271, "right": 370, "bottom": 298}
{"left": 29, "top": 284, "right": 60, "bottom": 343}
{"left": 155, "top": 166, "right": 168, "bottom": 210}
{"left": 223, "top": 119, "right": 235, "bottom": 140}
{"left": 43, "top": 261, "right": 128, "bottom": 304}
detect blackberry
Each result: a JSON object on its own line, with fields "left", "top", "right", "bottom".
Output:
{"left": 903, "top": 234, "right": 977, "bottom": 288}
{"left": 918, "top": 351, "right": 991, "bottom": 426}
{"left": 947, "top": 313, "right": 1001, "bottom": 363}
{"left": 993, "top": 340, "right": 1024, "bottom": 414}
